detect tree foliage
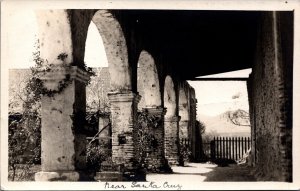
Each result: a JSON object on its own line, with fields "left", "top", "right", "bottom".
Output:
{"left": 86, "top": 139, "right": 111, "bottom": 172}
{"left": 226, "top": 109, "right": 250, "bottom": 127}
{"left": 196, "top": 120, "right": 206, "bottom": 135}
{"left": 86, "top": 68, "right": 110, "bottom": 113}
{"left": 8, "top": 40, "right": 43, "bottom": 181}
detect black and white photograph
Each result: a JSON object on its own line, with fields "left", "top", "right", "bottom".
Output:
{"left": 1, "top": 0, "right": 299, "bottom": 190}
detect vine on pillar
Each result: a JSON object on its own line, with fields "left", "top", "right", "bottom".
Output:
{"left": 34, "top": 53, "right": 93, "bottom": 181}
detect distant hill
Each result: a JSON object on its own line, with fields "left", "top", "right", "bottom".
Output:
{"left": 199, "top": 112, "right": 251, "bottom": 138}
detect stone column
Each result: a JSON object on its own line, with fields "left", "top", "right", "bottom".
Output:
{"left": 178, "top": 83, "right": 190, "bottom": 159}
{"left": 164, "top": 115, "right": 180, "bottom": 165}
{"left": 35, "top": 66, "right": 91, "bottom": 181}
{"left": 107, "top": 92, "right": 140, "bottom": 171}
{"left": 142, "top": 106, "right": 168, "bottom": 172}
{"left": 179, "top": 120, "right": 189, "bottom": 140}
{"left": 178, "top": 119, "right": 189, "bottom": 165}
{"left": 189, "top": 97, "right": 197, "bottom": 161}
{"left": 178, "top": 90, "right": 190, "bottom": 166}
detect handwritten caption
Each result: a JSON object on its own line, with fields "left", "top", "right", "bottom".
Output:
{"left": 104, "top": 181, "right": 183, "bottom": 190}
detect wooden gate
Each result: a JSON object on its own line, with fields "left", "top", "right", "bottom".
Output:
{"left": 202, "top": 136, "right": 251, "bottom": 161}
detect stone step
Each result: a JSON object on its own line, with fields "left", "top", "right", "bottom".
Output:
{"left": 95, "top": 171, "right": 123, "bottom": 182}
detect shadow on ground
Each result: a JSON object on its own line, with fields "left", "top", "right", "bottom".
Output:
{"left": 202, "top": 163, "right": 256, "bottom": 181}
{"left": 147, "top": 162, "right": 256, "bottom": 182}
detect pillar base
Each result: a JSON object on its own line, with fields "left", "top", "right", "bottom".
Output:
{"left": 35, "top": 171, "right": 80, "bottom": 181}
{"left": 164, "top": 116, "right": 181, "bottom": 166}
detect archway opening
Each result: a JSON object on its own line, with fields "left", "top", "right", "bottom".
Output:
{"left": 84, "top": 18, "right": 111, "bottom": 173}
{"left": 188, "top": 69, "right": 251, "bottom": 162}
{"left": 137, "top": 50, "right": 161, "bottom": 110}
{"left": 164, "top": 76, "right": 176, "bottom": 118}
{"left": 85, "top": 21, "right": 109, "bottom": 113}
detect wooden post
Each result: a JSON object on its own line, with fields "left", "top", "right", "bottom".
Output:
{"left": 238, "top": 137, "right": 241, "bottom": 159}
{"left": 232, "top": 137, "right": 235, "bottom": 160}
{"left": 245, "top": 137, "right": 247, "bottom": 153}
{"left": 216, "top": 137, "right": 218, "bottom": 159}
{"left": 235, "top": 137, "right": 238, "bottom": 160}
{"left": 219, "top": 137, "right": 221, "bottom": 159}
{"left": 224, "top": 137, "right": 226, "bottom": 159}
{"left": 210, "top": 138, "right": 216, "bottom": 160}
{"left": 242, "top": 137, "right": 244, "bottom": 157}
{"left": 229, "top": 137, "right": 231, "bottom": 159}
{"left": 221, "top": 137, "right": 225, "bottom": 158}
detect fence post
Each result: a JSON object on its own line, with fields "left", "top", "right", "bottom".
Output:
{"left": 242, "top": 137, "right": 244, "bottom": 157}
{"left": 222, "top": 137, "right": 225, "bottom": 158}
{"left": 210, "top": 138, "right": 216, "bottom": 160}
{"left": 228, "top": 137, "right": 232, "bottom": 159}
{"left": 216, "top": 137, "right": 218, "bottom": 159}
{"left": 225, "top": 137, "right": 228, "bottom": 159}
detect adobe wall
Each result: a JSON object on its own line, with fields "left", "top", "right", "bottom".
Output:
{"left": 248, "top": 12, "right": 293, "bottom": 182}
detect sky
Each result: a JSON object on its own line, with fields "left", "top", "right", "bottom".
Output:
{"left": 188, "top": 73, "right": 250, "bottom": 117}
{"left": 6, "top": 10, "right": 37, "bottom": 69}
{"left": 7, "top": 9, "right": 250, "bottom": 117}
{"left": 7, "top": 9, "right": 107, "bottom": 69}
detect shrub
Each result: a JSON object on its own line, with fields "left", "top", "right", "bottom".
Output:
{"left": 86, "top": 119, "right": 112, "bottom": 172}
{"left": 135, "top": 110, "right": 162, "bottom": 170}
{"left": 86, "top": 140, "right": 111, "bottom": 171}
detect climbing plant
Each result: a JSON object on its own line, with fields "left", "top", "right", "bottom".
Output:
{"left": 86, "top": 139, "right": 111, "bottom": 172}
{"left": 179, "top": 141, "right": 192, "bottom": 166}
{"left": 135, "top": 110, "right": 162, "bottom": 169}
{"left": 8, "top": 39, "right": 98, "bottom": 180}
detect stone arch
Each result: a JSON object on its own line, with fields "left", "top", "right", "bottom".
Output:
{"left": 84, "top": 20, "right": 110, "bottom": 113}
{"left": 84, "top": 21, "right": 108, "bottom": 67}
{"left": 35, "top": 10, "right": 94, "bottom": 67}
{"left": 178, "top": 82, "right": 190, "bottom": 122}
{"left": 92, "top": 10, "right": 131, "bottom": 92}
{"left": 178, "top": 82, "right": 190, "bottom": 142}
{"left": 137, "top": 50, "right": 161, "bottom": 110}
{"left": 164, "top": 75, "right": 176, "bottom": 118}
{"left": 35, "top": 10, "right": 74, "bottom": 65}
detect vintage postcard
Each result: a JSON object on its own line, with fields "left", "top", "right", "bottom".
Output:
{"left": 1, "top": 0, "right": 300, "bottom": 190}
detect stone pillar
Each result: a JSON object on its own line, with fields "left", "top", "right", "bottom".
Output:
{"left": 179, "top": 120, "right": 189, "bottom": 140}
{"left": 164, "top": 115, "right": 180, "bottom": 165}
{"left": 178, "top": 83, "right": 190, "bottom": 150}
{"left": 35, "top": 66, "right": 91, "bottom": 181}
{"left": 178, "top": 82, "right": 191, "bottom": 166}
{"left": 193, "top": 98, "right": 202, "bottom": 161}
{"left": 107, "top": 92, "right": 140, "bottom": 171}
{"left": 189, "top": 97, "right": 198, "bottom": 161}
{"left": 142, "top": 106, "right": 168, "bottom": 172}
